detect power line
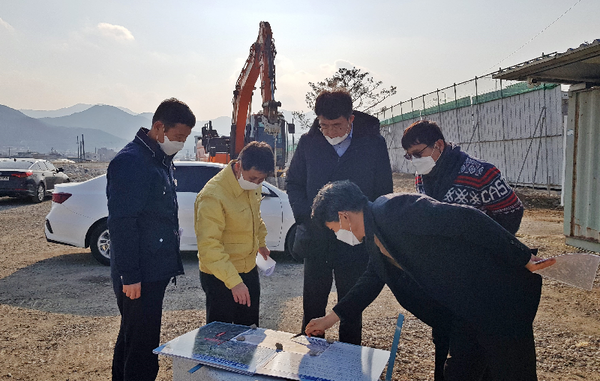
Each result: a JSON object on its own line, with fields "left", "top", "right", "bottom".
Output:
{"left": 487, "top": 0, "right": 584, "bottom": 73}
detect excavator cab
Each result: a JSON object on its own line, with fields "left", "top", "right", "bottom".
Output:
{"left": 201, "top": 122, "right": 231, "bottom": 163}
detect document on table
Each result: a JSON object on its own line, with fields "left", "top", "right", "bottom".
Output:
{"left": 154, "top": 322, "right": 275, "bottom": 375}
{"left": 534, "top": 253, "right": 600, "bottom": 291}
{"left": 258, "top": 340, "right": 390, "bottom": 381}
{"left": 154, "top": 322, "right": 391, "bottom": 381}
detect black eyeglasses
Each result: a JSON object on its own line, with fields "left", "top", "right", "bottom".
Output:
{"left": 404, "top": 145, "right": 431, "bottom": 160}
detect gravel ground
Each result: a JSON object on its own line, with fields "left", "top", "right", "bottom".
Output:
{"left": 0, "top": 164, "right": 598, "bottom": 380}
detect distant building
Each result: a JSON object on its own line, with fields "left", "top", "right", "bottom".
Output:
{"left": 97, "top": 147, "right": 117, "bottom": 162}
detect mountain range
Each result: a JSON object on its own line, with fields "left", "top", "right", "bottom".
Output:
{"left": 39, "top": 105, "right": 153, "bottom": 141}
{"left": 0, "top": 104, "right": 130, "bottom": 154}
{"left": 19, "top": 104, "right": 141, "bottom": 119}
{"left": 1, "top": 103, "right": 310, "bottom": 157}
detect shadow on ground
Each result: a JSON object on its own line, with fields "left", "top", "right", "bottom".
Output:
{"left": 0, "top": 250, "right": 304, "bottom": 322}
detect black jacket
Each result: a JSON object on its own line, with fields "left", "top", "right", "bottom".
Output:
{"left": 107, "top": 128, "right": 184, "bottom": 284}
{"left": 335, "top": 194, "right": 542, "bottom": 336}
{"left": 286, "top": 111, "right": 393, "bottom": 224}
{"left": 333, "top": 220, "right": 453, "bottom": 332}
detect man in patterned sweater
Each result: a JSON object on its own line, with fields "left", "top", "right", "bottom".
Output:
{"left": 402, "top": 119, "right": 523, "bottom": 234}
{"left": 401, "top": 119, "right": 525, "bottom": 380}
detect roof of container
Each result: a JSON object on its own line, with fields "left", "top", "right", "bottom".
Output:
{"left": 493, "top": 39, "right": 600, "bottom": 85}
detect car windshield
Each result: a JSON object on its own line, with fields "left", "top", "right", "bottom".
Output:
{"left": 0, "top": 160, "right": 33, "bottom": 169}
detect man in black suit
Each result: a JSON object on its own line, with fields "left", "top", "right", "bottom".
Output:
{"left": 305, "top": 180, "right": 555, "bottom": 381}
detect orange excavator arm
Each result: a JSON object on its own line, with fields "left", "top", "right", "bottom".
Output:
{"left": 230, "top": 21, "right": 281, "bottom": 158}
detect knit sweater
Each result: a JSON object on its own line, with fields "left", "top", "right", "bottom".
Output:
{"left": 416, "top": 144, "right": 524, "bottom": 234}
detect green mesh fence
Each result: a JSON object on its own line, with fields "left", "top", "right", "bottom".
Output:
{"left": 379, "top": 76, "right": 559, "bottom": 127}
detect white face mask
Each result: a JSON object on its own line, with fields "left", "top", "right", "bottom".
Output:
{"left": 158, "top": 135, "right": 185, "bottom": 156}
{"left": 238, "top": 170, "right": 261, "bottom": 190}
{"left": 324, "top": 132, "right": 349, "bottom": 146}
{"left": 335, "top": 220, "right": 361, "bottom": 246}
{"left": 412, "top": 156, "right": 436, "bottom": 175}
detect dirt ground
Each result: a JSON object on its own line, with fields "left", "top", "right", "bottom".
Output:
{"left": 0, "top": 167, "right": 598, "bottom": 381}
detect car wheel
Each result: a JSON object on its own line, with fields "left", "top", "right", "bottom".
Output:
{"left": 90, "top": 221, "right": 111, "bottom": 266}
{"left": 284, "top": 223, "right": 301, "bottom": 262}
{"left": 31, "top": 183, "right": 45, "bottom": 203}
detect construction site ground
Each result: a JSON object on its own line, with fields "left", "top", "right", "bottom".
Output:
{"left": 0, "top": 164, "right": 598, "bottom": 381}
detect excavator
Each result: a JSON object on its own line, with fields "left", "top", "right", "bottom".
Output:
{"left": 199, "top": 21, "right": 292, "bottom": 172}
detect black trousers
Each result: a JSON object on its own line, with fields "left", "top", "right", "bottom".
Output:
{"left": 301, "top": 240, "right": 369, "bottom": 345}
{"left": 444, "top": 318, "right": 537, "bottom": 381}
{"left": 200, "top": 267, "right": 260, "bottom": 326}
{"left": 386, "top": 267, "right": 453, "bottom": 381}
{"left": 433, "top": 327, "right": 494, "bottom": 381}
{"left": 111, "top": 276, "right": 170, "bottom": 381}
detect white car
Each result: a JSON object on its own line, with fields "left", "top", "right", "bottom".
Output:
{"left": 44, "top": 161, "right": 296, "bottom": 265}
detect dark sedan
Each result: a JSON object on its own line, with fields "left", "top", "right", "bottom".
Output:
{"left": 0, "top": 158, "right": 70, "bottom": 203}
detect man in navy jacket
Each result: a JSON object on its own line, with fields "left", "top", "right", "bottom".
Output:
{"left": 286, "top": 89, "right": 392, "bottom": 345}
{"left": 107, "top": 98, "right": 195, "bottom": 381}
{"left": 306, "top": 180, "right": 555, "bottom": 381}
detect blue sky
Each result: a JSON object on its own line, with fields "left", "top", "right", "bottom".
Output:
{"left": 1, "top": 0, "right": 598, "bottom": 120}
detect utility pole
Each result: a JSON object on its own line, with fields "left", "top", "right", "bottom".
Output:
{"left": 81, "top": 134, "right": 85, "bottom": 161}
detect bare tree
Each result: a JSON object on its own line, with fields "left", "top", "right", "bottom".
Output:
{"left": 305, "top": 67, "right": 397, "bottom": 113}
{"left": 291, "top": 111, "right": 313, "bottom": 131}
